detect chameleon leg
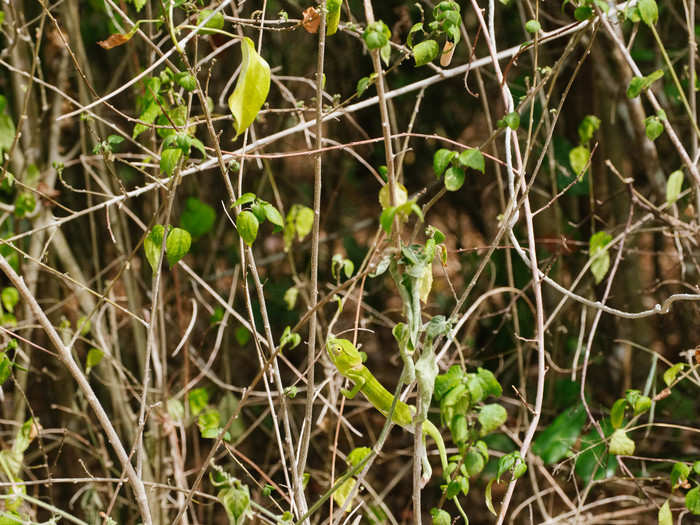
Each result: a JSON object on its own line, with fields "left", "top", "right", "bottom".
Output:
{"left": 340, "top": 376, "right": 365, "bottom": 399}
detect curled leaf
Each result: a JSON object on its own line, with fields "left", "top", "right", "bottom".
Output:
{"left": 228, "top": 37, "right": 271, "bottom": 139}
{"left": 302, "top": 7, "right": 320, "bottom": 34}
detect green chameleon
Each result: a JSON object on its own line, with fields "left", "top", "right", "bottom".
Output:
{"left": 326, "top": 337, "right": 448, "bottom": 485}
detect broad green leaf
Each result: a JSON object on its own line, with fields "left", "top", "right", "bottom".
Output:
{"left": 156, "top": 106, "right": 187, "bottom": 140}
{"left": 326, "top": 0, "right": 342, "bottom": 35}
{"left": 413, "top": 39, "right": 439, "bottom": 66}
{"left": 232, "top": 192, "right": 256, "bottom": 208}
{"left": 433, "top": 149, "right": 456, "bottom": 178}
{"left": 670, "top": 462, "right": 690, "bottom": 488}
{"left": 578, "top": 115, "right": 601, "bottom": 143}
{"left": 174, "top": 72, "right": 197, "bottom": 92}
{"left": 458, "top": 149, "right": 485, "bottom": 173}
{"left": 575, "top": 418, "right": 617, "bottom": 484}
{"left": 477, "top": 367, "right": 502, "bottom": 397}
{"left": 633, "top": 395, "right": 651, "bottom": 415}
{"left": 0, "top": 352, "right": 13, "bottom": 385}
{"left": 219, "top": 482, "right": 251, "bottom": 524}
{"left": 380, "top": 43, "right": 391, "bottom": 66}
{"left": 637, "top": 0, "right": 658, "bottom": 25}
{"left": 658, "top": 500, "right": 672, "bottom": 525}
{"left": 1, "top": 287, "right": 18, "bottom": 313}
{"left": 378, "top": 182, "right": 407, "bottom": 209}
{"left": 85, "top": 348, "right": 103, "bottom": 374}
{"left": 196, "top": 9, "right": 225, "bottom": 34}
{"left": 609, "top": 429, "right": 635, "bottom": 455}
{"left": 610, "top": 398, "right": 627, "bottom": 429}
{"left": 133, "top": 101, "right": 161, "bottom": 138}
{"left": 463, "top": 445, "right": 485, "bottom": 476}
{"left": 198, "top": 409, "right": 221, "bottom": 438}
{"left": 180, "top": 197, "right": 216, "bottom": 238}
{"left": 263, "top": 203, "right": 284, "bottom": 228}
{"left": 380, "top": 206, "right": 397, "bottom": 234}
{"left": 430, "top": 508, "right": 451, "bottom": 525}
{"left": 407, "top": 22, "right": 423, "bottom": 48}
{"left": 478, "top": 404, "right": 507, "bottom": 435}
{"left": 644, "top": 115, "right": 664, "bottom": 141}
{"left": 228, "top": 37, "right": 271, "bottom": 139}
{"left": 686, "top": 486, "right": 700, "bottom": 515}
{"left": 283, "top": 287, "right": 298, "bottom": 310}
{"left": 666, "top": 170, "right": 684, "bottom": 205}
{"left": 663, "top": 362, "right": 685, "bottom": 386}
{"left": 444, "top": 166, "right": 465, "bottom": 191}
{"left": 237, "top": 210, "right": 259, "bottom": 247}
{"left": 0, "top": 110, "right": 16, "bottom": 153}
{"left": 294, "top": 205, "right": 314, "bottom": 239}
{"left": 188, "top": 387, "right": 209, "bottom": 416}
{"left": 167, "top": 398, "right": 184, "bottom": 422}
{"left": 144, "top": 224, "right": 165, "bottom": 274}
{"left": 525, "top": 19, "right": 541, "bottom": 33}
{"left": 356, "top": 76, "right": 371, "bottom": 97}
{"left": 347, "top": 446, "right": 371, "bottom": 468}
{"left": 363, "top": 21, "right": 390, "bottom": 50}
{"left": 14, "top": 192, "right": 36, "bottom": 217}
{"left": 574, "top": 6, "right": 593, "bottom": 20}
{"left": 589, "top": 231, "right": 612, "bottom": 284}
{"left": 166, "top": 227, "right": 191, "bottom": 266}
{"left": 627, "top": 70, "right": 664, "bottom": 98}
{"left": 160, "top": 148, "right": 182, "bottom": 176}
{"left": 503, "top": 111, "right": 520, "bottom": 130}
{"left": 569, "top": 145, "right": 590, "bottom": 176}
{"left": 234, "top": 326, "right": 250, "bottom": 346}
{"left": 693, "top": 461, "right": 700, "bottom": 475}
{"left": 332, "top": 477, "right": 356, "bottom": 509}
{"left": 532, "top": 404, "right": 586, "bottom": 464}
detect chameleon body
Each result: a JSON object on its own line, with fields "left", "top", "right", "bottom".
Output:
{"left": 326, "top": 337, "right": 448, "bottom": 484}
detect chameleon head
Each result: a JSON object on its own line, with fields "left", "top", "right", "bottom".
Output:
{"left": 326, "top": 338, "right": 364, "bottom": 369}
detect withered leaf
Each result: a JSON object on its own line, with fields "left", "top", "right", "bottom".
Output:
{"left": 302, "top": 7, "right": 320, "bottom": 34}
{"left": 98, "top": 33, "right": 131, "bottom": 50}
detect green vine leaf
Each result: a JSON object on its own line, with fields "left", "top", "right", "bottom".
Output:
{"left": 666, "top": 170, "right": 684, "bottom": 205}
{"left": 413, "top": 39, "right": 439, "bottom": 66}
{"left": 228, "top": 37, "right": 271, "bottom": 139}
{"left": 589, "top": 231, "right": 612, "bottom": 284}
{"left": 144, "top": 225, "right": 165, "bottom": 274}
{"left": 165, "top": 227, "right": 191, "bottom": 266}
{"left": 237, "top": 210, "right": 259, "bottom": 247}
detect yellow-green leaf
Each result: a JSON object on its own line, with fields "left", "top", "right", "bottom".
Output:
{"left": 666, "top": 170, "right": 684, "bottom": 205}
{"left": 228, "top": 37, "right": 271, "bottom": 139}
{"left": 326, "top": 0, "right": 342, "bottom": 35}
{"left": 166, "top": 227, "right": 191, "bottom": 266}
{"left": 609, "top": 429, "right": 635, "bottom": 456}
{"left": 658, "top": 500, "right": 672, "bottom": 525}
{"left": 237, "top": 210, "right": 259, "bottom": 247}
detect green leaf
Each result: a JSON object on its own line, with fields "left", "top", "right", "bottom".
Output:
{"left": 326, "top": 0, "right": 342, "bottom": 35}
{"left": 658, "top": 500, "right": 672, "bottom": 525}
{"left": 160, "top": 148, "right": 182, "bottom": 176}
{"left": 346, "top": 446, "right": 372, "bottom": 468}
{"left": 670, "top": 462, "right": 690, "bottom": 488}
{"left": 144, "top": 224, "right": 165, "bottom": 274}
{"left": 525, "top": 19, "right": 541, "bottom": 33}
{"left": 283, "top": 287, "right": 298, "bottom": 310}
{"left": 85, "top": 347, "right": 103, "bottom": 374}
{"left": 637, "top": 0, "right": 658, "bottom": 25}
{"left": 693, "top": 460, "right": 700, "bottom": 475}
{"left": 463, "top": 444, "right": 486, "bottom": 476}
{"left": 363, "top": 21, "right": 390, "bottom": 50}
{"left": 485, "top": 478, "right": 497, "bottom": 515}
{"left": 666, "top": 170, "right": 684, "bottom": 205}
{"left": 686, "top": 486, "right": 700, "bottom": 515}
{"left": 294, "top": 205, "right": 314, "bottom": 239}
{"left": 196, "top": 9, "right": 225, "bottom": 34}
{"left": 413, "top": 39, "right": 439, "bottom": 66}
{"left": 174, "top": 72, "right": 197, "bottom": 91}
{"left": 589, "top": 231, "right": 612, "bottom": 284}
{"left": 232, "top": 192, "right": 256, "bottom": 208}
{"left": 133, "top": 0, "right": 146, "bottom": 12}
{"left": 228, "top": 37, "right": 271, "bottom": 139}
{"left": 332, "top": 477, "right": 356, "bottom": 509}
{"left": 627, "top": 70, "right": 664, "bottom": 98}
{"left": 14, "top": 192, "right": 36, "bottom": 218}
{"left": 188, "top": 387, "right": 209, "bottom": 416}
{"left": 237, "top": 210, "right": 259, "bottom": 247}
{"left": 380, "top": 206, "right": 397, "bottom": 234}
{"left": 609, "top": 429, "right": 635, "bottom": 456}
{"left": 644, "top": 115, "right": 664, "bottom": 141}
{"left": 444, "top": 166, "right": 465, "bottom": 191}
{"left": 263, "top": 203, "right": 284, "bottom": 228}
{"left": 610, "top": 398, "right": 627, "bottom": 429}
{"left": 234, "top": 326, "right": 250, "bottom": 346}
{"left": 167, "top": 398, "right": 184, "bottom": 422}
{"left": 532, "top": 404, "right": 586, "bottom": 464}
{"left": 166, "top": 227, "right": 191, "bottom": 266}
{"left": 478, "top": 404, "right": 507, "bottom": 435}
{"left": 406, "top": 22, "right": 424, "bottom": 48}
{"left": 430, "top": 508, "right": 451, "bottom": 525}
{"left": 380, "top": 43, "right": 391, "bottom": 66}
{"left": 574, "top": 6, "right": 593, "bottom": 20}
{"left": 198, "top": 409, "right": 221, "bottom": 438}
{"left": 1, "top": 287, "right": 18, "bottom": 313}
{"left": 633, "top": 395, "right": 651, "bottom": 415}
{"left": 378, "top": 182, "right": 407, "bottom": 209}
{"left": 458, "top": 149, "right": 485, "bottom": 173}
{"left": 578, "top": 115, "right": 601, "bottom": 143}
{"left": 356, "top": 76, "right": 371, "bottom": 97}
{"left": 663, "top": 362, "right": 685, "bottom": 386}
{"left": 0, "top": 352, "right": 13, "bottom": 386}
{"left": 477, "top": 367, "right": 502, "bottom": 397}
{"left": 503, "top": 111, "right": 520, "bottom": 130}
{"left": 279, "top": 326, "right": 300, "bottom": 351}
{"left": 569, "top": 145, "right": 590, "bottom": 176}
{"left": 433, "top": 149, "right": 456, "bottom": 178}
{"left": 180, "top": 197, "right": 216, "bottom": 238}
{"left": 575, "top": 418, "right": 617, "bottom": 484}
{"left": 219, "top": 481, "right": 251, "bottom": 524}
{"left": 133, "top": 101, "right": 162, "bottom": 138}
{"left": 0, "top": 112, "right": 16, "bottom": 154}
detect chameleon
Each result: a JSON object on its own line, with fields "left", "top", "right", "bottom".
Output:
{"left": 326, "top": 337, "right": 448, "bottom": 485}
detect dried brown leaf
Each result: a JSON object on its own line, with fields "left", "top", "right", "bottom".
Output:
{"left": 98, "top": 33, "right": 131, "bottom": 50}
{"left": 302, "top": 7, "right": 320, "bottom": 34}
